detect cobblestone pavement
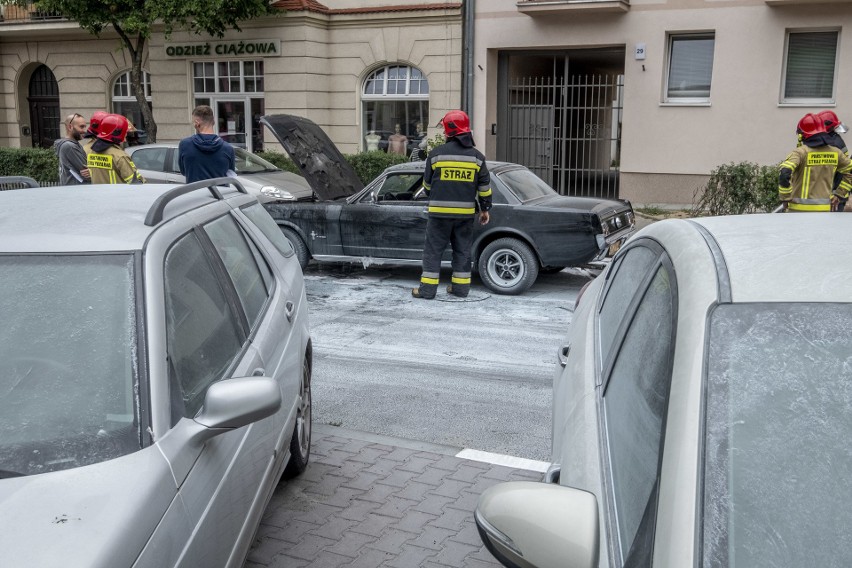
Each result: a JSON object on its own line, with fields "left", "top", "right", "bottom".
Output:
{"left": 246, "top": 424, "right": 543, "bottom": 568}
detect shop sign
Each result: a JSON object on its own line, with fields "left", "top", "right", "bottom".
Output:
{"left": 165, "top": 39, "right": 281, "bottom": 58}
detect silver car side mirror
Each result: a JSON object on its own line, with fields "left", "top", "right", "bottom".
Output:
{"left": 195, "top": 376, "right": 282, "bottom": 431}
{"left": 475, "top": 481, "right": 599, "bottom": 568}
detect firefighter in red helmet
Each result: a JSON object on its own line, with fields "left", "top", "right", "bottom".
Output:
{"left": 84, "top": 114, "right": 144, "bottom": 185}
{"left": 412, "top": 110, "right": 492, "bottom": 299}
{"left": 778, "top": 113, "right": 852, "bottom": 211}
{"left": 817, "top": 110, "right": 851, "bottom": 212}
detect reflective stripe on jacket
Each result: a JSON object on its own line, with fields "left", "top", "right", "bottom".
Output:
{"left": 86, "top": 145, "right": 144, "bottom": 185}
{"left": 779, "top": 145, "right": 852, "bottom": 211}
{"left": 423, "top": 139, "right": 491, "bottom": 218}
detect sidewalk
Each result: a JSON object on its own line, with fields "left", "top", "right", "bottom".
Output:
{"left": 246, "top": 424, "right": 544, "bottom": 568}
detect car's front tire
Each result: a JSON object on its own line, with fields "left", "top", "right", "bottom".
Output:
{"left": 478, "top": 238, "right": 539, "bottom": 295}
{"left": 284, "top": 353, "right": 312, "bottom": 478}
{"left": 280, "top": 227, "right": 310, "bottom": 270}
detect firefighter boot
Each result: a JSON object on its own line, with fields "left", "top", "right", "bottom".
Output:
{"left": 412, "top": 286, "right": 436, "bottom": 299}
{"left": 446, "top": 284, "right": 469, "bottom": 298}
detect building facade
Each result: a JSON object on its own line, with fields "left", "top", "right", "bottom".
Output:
{"left": 473, "top": 0, "right": 852, "bottom": 206}
{"left": 0, "top": 0, "right": 462, "bottom": 156}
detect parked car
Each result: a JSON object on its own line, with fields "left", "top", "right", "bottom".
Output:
{"left": 0, "top": 178, "right": 312, "bottom": 567}
{"left": 127, "top": 143, "right": 312, "bottom": 202}
{"left": 259, "top": 114, "right": 636, "bottom": 295}
{"left": 475, "top": 213, "right": 852, "bottom": 567}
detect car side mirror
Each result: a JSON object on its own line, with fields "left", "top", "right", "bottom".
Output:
{"left": 195, "top": 376, "right": 281, "bottom": 431}
{"left": 475, "top": 481, "right": 599, "bottom": 568}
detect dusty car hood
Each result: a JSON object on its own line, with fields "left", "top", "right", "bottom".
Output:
{"left": 527, "top": 193, "right": 631, "bottom": 215}
{"left": 0, "top": 446, "right": 177, "bottom": 567}
{"left": 260, "top": 114, "right": 364, "bottom": 201}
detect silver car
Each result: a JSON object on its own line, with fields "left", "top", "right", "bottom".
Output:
{"left": 0, "top": 180, "right": 312, "bottom": 567}
{"left": 127, "top": 143, "right": 313, "bottom": 202}
{"left": 476, "top": 213, "right": 852, "bottom": 567}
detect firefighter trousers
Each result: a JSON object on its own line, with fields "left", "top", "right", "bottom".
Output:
{"left": 417, "top": 216, "right": 474, "bottom": 299}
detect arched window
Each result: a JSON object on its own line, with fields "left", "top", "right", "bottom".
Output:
{"left": 111, "top": 70, "right": 152, "bottom": 134}
{"left": 361, "top": 64, "right": 429, "bottom": 156}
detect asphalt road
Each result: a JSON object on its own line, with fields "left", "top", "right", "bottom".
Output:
{"left": 302, "top": 262, "right": 595, "bottom": 462}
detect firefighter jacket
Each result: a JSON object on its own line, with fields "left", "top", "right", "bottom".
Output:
{"left": 779, "top": 140, "right": 852, "bottom": 211}
{"left": 423, "top": 137, "right": 491, "bottom": 218}
{"left": 85, "top": 140, "right": 144, "bottom": 185}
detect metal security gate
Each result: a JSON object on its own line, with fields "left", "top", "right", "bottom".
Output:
{"left": 507, "top": 74, "right": 623, "bottom": 199}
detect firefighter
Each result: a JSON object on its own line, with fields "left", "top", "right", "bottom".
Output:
{"left": 82, "top": 110, "right": 108, "bottom": 154}
{"left": 85, "top": 113, "right": 144, "bottom": 185}
{"left": 817, "top": 110, "right": 851, "bottom": 211}
{"left": 778, "top": 113, "right": 852, "bottom": 212}
{"left": 412, "top": 110, "right": 492, "bottom": 299}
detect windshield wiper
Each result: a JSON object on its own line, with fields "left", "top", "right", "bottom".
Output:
{"left": 0, "top": 469, "right": 25, "bottom": 479}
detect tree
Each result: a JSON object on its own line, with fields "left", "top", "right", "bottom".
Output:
{"left": 22, "top": 0, "right": 272, "bottom": 142}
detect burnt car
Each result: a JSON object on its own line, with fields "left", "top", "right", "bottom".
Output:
{"left": 260, "top": 114, "right": 635, "bottom": 295}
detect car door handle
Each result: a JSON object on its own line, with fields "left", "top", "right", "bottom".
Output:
{"left": 557, "top": 343, "right": 570, "bottom": 368}
{"left": 285, "top": 300, "right": 295, "bottom": 322}
{"left": 252, "top": 368, "right": 266, "bottom": 377}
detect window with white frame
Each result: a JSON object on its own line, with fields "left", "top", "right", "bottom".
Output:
{"left": 361, "top": 64, "right": 429, "bottom": 156}
{"left": 112, "top": 70, "right": 152, "bottom": 135}
{"left": 191, "top": 61, "right": 265, "bottom": 152}
{"left": 665, "top": 33, "right": 715, "bottom": 102}
{"left": 782, "top": 31, "right": 838, "bottom": 103}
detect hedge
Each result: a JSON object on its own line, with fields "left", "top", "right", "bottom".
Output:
{"left": 0, "top": 147, "right": 59, "bottom": 183}
{"left": 692, "top": 161, "right": 779, "bottom": 216}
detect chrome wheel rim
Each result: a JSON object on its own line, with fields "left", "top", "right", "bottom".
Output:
{"left": 487, "top": 249, "right": 525, "bottom": 288}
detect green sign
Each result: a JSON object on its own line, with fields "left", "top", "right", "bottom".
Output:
{"left": 165, "top": 39, "right": 281, "bottom": 58}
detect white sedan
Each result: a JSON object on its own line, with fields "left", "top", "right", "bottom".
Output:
{"left": 476, "top": 213, "right": 852, "bottom": 567}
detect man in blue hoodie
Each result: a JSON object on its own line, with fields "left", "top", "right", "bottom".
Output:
{"left": 178, "top": 105, "right": 236, "bottom": 183}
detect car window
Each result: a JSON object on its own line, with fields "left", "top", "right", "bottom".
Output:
{"left": 375, "top": 173, "right": 423, "bottom": 203}
{"left": 241, "top": 203, "right": 295, "bottom": 258}
{"left": 164, "top": 232, "right": 244, "bottom": 421}
{"left": 495, "top": 167, "right": 556, "bottom": 202}
{"left": 0, "top": 254, "right": 140, "bottom": 476}
{"left": 131, "top": 147, "right": 167, "bottom": 171}
{"left": 234, "top": 148, "right": 280, "bottom": 174}
{"left": 703, "top": 303, "right": 852, "bottom": 568}
{"left": 170, "top": 150, "right": 180, "bottom": 173}
{"left": 204, "top": 215, "right": 269, "bottom": 330}
{"left": 598, "top": 245, "right": 658, "bottom": 368}
{"left": 602, "top": 264, "right": 675, "bottom": 564}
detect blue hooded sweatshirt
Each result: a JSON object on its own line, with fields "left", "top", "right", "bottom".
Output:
{"left": 178, "top": 133, "right": 236, "bottom": 184}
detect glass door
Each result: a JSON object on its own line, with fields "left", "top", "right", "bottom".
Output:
{"left": 216, "top": 99, "right": 248, "bottom": 151}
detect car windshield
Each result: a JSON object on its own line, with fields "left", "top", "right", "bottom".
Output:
{"left": 496, "top": 167, "right": 557, "bottom": 202}
{"left": 0, "top": 254, "right": 141, "bottom": 477}
{"left": 703, "top": 302, "right": 852, "bottom": 567}
{"left": 234, "top": 148, "right": 281, "bottom": 175}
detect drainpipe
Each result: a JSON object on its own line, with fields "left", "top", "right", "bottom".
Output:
{"left": 461, "top": 0, "right": 475, "bottom": 117}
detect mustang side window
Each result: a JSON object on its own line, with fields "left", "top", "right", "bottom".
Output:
{"left": 164, "top": 232, "right": 244, "bottom": 421}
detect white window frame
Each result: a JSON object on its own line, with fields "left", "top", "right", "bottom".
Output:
{"left": 663, "top": 32, "right": 715, "bottom": 105}
{"left": 112, "top": 70, "right": 152, "bottom": 100}
{"left": 360, "top": 64, "right": 430, "bottom": 154}
{"left": 780, "top": 29, "right": 840, "bottom": 106}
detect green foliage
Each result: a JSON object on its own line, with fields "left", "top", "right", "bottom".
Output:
{"left": 255, "top": 151, "right": 300, "bottom": 175}
{"left": 0, "top": 147, "right": 59, "bottom": 183}
{"left": 344, "top": 151, "right": 408, "bottom": 185}
{"left": 692, "top": 161, "right": 778, "bottom": 216}
{"left": 426, "top": 133, "right": 446, "bottom": 153}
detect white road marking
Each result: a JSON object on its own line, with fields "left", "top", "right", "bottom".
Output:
{"left": 456, "top": 449, "right": 550, "bottom": 473}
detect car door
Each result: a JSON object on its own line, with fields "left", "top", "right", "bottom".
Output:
{"left": 159, "top": 223, "right": 274, "bottom": 567}
{"left": 338, "top": 172, "right": 429, "bottom": 260}
{"left": 130, "top": 146, "right": 183, "bottom": 183}
{"left": 595, "top": 241, "right": 677, "bottom": 567}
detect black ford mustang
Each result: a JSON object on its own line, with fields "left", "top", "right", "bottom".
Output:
{"left": 261, "top": 114, "right": 635, "bottom": 295}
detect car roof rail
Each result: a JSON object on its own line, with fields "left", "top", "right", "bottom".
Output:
{"left": 145, "top": 177, "right": 248, "bottom": 226}
{"left": 0, "top": 176, "right": 40, "bottom": 190}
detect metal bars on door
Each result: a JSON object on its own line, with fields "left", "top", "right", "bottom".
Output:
{"left": 507, "top": 74, "right": 624, "bottom": 199}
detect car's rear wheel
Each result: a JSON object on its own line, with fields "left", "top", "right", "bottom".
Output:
{"left": 284, "top": 353, "right": 312, "bottom": 478}
{"left": 478, "top": 238, "right": 539, "bottom": 295}
{"left": 280, "top": 226, "right": 310, "bottom": 270}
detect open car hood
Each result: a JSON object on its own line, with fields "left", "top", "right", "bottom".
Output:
{"left": 260, "top": 114, "right": 364, "bottom": 201}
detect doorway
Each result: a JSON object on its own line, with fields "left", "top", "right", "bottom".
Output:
{"left": 28, "top": 64, "right": 60, "bottom": 149}
{"left": 497, "top": 49, "right": 625, "bottom": 199}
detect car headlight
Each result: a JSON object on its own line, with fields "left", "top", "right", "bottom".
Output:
{"left": 614, "top": 216, "right": 623, "bottom": 229}
{"left": 261, "top": 186, "right": 295, "bottom": 200}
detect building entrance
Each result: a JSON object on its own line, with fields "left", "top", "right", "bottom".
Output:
{"left": 28, "top": 64, "right": 60, "bottom": 149}
{"left": 497, "top": 49, "right": 625, "bottom": 199}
